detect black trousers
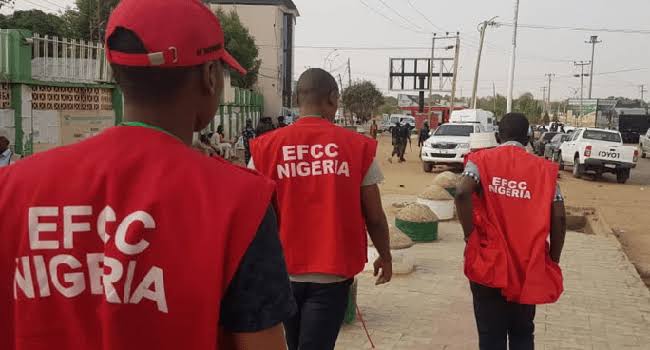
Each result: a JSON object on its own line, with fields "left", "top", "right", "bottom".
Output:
{"left": 284, "top": 279, "right": 352, "bottom": 350}
{"left": 471, "top": 282, "right": 536, "bottom": 350}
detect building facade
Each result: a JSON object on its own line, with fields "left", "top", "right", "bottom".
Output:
{"left": 209, "top": 0, "right": 299, "bottom": 118}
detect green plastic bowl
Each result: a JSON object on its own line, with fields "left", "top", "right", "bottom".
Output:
{"left": 395, "top": 218, "right": 439, "bottom": 242}
{"left": 445, "top": 187, "right": 456, "bottom": 197}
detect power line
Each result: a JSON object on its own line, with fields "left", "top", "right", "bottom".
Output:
{"left": 407, "top": 0, "right": 445, "bottom": 33}
{"left": 17, "top": 0, "right": 58, "bottom": 12}
{"left": 358, "top": 0, "right": 428, "bottom": 35}
{"left": 498, "top": 22, "right": 650, "bottom": 35}
{"left": 375, "top": 0, "right": 424, "bottom": 31}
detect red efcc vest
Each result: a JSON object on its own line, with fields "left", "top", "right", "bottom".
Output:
{"left": 465, "top": 146, "right": 563, "bottom": 305}
{"left": 250, "top": 117, "right": 377, "bottom": 278}
{"left": 0, "top": 126, "right": 274, "bottom": 350}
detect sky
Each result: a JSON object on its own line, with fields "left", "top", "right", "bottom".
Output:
{"left": 12, "top": 0, "right": 650, "bottom": 102}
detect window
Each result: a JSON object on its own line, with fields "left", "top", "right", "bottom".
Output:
{"left": 435, "top": 125, "right": 474, "bottom": 137}
{"left": 583, "top": 130, "right": 622, "bottom": 143}
{"left": 551, "top": 134, "right": 563, "bottom": 144}
{"left": 571, "top": 130, "right": 581, "bottom": 141}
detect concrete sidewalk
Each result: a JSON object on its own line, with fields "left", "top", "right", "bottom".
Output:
{"left": 337, "top": 221, "right": 650, "bottom": 350}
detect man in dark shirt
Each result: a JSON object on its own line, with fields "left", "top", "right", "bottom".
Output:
{"left": 242, "top": 119, "right": 256, "bottom": 164}
{"left": 418, "top": 122, "right": 430, "bottom": 148}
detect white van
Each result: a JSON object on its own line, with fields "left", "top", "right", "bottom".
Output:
{"left": 385, "top": 114, "right": 415, "bottom": 133}
{"left": 450, "top": 109, "right": 496, "bottom": 133}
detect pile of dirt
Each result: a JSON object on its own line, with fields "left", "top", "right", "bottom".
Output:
{"left": 433, "top": 171, "right": 460, "bottom": 188}
{"left": 419, "top": 184, "right": 453, "bottom": 201}
{"left": 396, "top": 203, "right": 438, "bottom": 222}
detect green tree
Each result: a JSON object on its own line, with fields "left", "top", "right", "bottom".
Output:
{"left": 477, "top": 94, "right": 507, "bottom": 119}
{"left": 379, "top": 96, "right": 399, "bottom": 115}
{"left": 0, "top": 10, "right": 67, "bottom": 37}
{"left": 342, "top": 80, "right": 384, "bottom": 122}
{"left": 515, "top": 92, "right": 543, "bottom": 123}
{"left": 0, "top": 0, "right": 13, "bottom": 10}
{"left": 215, "top": 9, "right": 260, "bottom": 89}
{"left": 65, "top": 0, "right": 120, "bottom": 41}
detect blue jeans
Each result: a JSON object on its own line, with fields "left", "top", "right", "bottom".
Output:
{"left": 284, "top": 279, "right": 353, "bottom": 350}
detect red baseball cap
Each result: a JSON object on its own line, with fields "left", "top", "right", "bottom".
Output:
{"left": 105, "top": 0, "right": 246, "bottom": 75}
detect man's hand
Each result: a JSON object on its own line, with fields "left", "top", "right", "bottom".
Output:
{"left": 373, "top": 256, "right": 392, "bottom": 285}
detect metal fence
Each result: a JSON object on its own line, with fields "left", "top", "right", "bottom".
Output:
{"left": 31, "top": 33, "right": 113, "bottom": 83}
{"left": 0, "top": 29, "right": 10, "bottom": 79}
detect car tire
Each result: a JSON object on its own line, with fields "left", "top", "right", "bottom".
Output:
{"left": 558, "top": 152, "right": 565, "bottom": 170}
{"left": 616, "top": 169, "right": 630, "bottom": 184}
{"left": 642, "top": 146, "right": 647, "bottom": 158}
{"left": 423, "top": 162, "right": 434, "bottom": 173}
{"left": 572, "top": 156, "right": 584, "bottom": 178}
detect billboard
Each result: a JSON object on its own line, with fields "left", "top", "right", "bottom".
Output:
{"left": 397, "top": 94, "right": 419, "bottom": 108}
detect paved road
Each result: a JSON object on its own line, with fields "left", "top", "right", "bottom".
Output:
{"left": 337, "top": 197, "right": 650, "bottom": 350}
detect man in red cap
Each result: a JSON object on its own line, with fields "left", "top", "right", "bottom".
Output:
{"left": 249, "top": 68, "right": 392, "bottom": 350}
{"left": 0, "top": 0, "right": 295, "bottom": 349}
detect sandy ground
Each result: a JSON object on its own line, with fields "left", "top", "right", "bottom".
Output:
{"left": 374, "top": 133, "right": 650, "bottom": 286}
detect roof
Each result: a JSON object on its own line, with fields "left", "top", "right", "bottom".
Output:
{"left": 207, "top": 0, "right": 298, "bottom": 13}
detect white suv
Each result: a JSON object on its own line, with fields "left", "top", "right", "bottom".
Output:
{"left": 421, "top": 123, "right": 484, "bottom": 172}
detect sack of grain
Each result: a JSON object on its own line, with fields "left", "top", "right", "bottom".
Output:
{"left": 396, "top": 203, "right": 439, "bottom": 222}
{"left": 433, "top": 171, "right": 460, "bottom": 188}
{"left": 368, "top": 224, "right": 415, "bottom": 249}
{"left": 419, "top": 184, "right": 453, "bottom": 201}
{"left": 395, "top": 203, "right": 439, "bottom": 242}
{"left": 432, "top": 171, "right": 460, "bottom": 197}
{"left": 390, "top": 224, "right": 414, "bottom": 249}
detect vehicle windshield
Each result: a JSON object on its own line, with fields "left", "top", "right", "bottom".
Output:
{"left": 583, "top": 130, "right": 622, "bottom": 143}
{"left": 434, "top": 125, "right": 474, "bottom": 137}
{"left": 542, "top": 132, "right": 559, "bottom": 141}
{"left": 550, "top": 134, "right": 563, "bottom": 143}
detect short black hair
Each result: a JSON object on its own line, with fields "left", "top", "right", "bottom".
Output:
{"left": 499, "top": 113, "right": 530, "bottom": 145}
{"left": 296, "top": 68, "right": 339, "bottom": 106}
{"left": 107, "top": 27, "right": 203, "bottom": 102}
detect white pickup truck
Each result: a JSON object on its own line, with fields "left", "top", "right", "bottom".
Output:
{"left": 421, "top": 123, "right": 484, "bottom": 172}
{"left": 640, "top": 129, "right": 650, "bottom": 158}
{"left": 559, "top": 127, "right": 639, "bottom": 184}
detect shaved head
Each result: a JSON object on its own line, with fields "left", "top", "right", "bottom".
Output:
{"left": 297, "top": 68, "right": 339, "bottom": 107}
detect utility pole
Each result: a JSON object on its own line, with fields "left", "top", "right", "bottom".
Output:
{"left": 428, "top": 34, "right": 436, "bottom": 125}
{"left": 641, "top": 84, "right": 648, "bottom": 101}
{"left": 449, "top": 33, "right": 461, "bottom": 124}
{"left": 574, "top": 61, "right": 591, "bottom": 122}
{"left": 347, "top": 58, "right": 352, "bottom": 88}
{"left": 545, "top": 73, "right": 555, "bottom": 114}
{"left": 471, "top": 17, "right": 498, "bottom": 109}
{"left": 585, "top": 35, "right": 601, "bottom": 99}
{"left": 541, "top": 86, "right": 548, "bottom": 114}
{"left": 492, "top": 81, "right": 497, "bottom": 115}
{"left": 338, "top": 74, "right": 345, "bottom": 120}
{"left": 506, "top": 0, "right": 521, "bottom": 113}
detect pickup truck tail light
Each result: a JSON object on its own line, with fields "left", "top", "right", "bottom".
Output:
{"left": 634, "top": 150, "right": 639, "bottom": 162}
{"left": 584, "top": 145, "right": 592, "bottom": 157}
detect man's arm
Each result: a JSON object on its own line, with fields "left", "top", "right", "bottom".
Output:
{"left": 219, "top": 207, "right": 295, "bottom": 350}
{"left": 455, "top": 176, "right": 480, "bottom": 241}
{"left": 361, "top": 184, "right": 392, "bottom": 285}
{"left": 220, "top": 325, "right": 286, "bottom": 350}
{"left": 549, "top": 201, "right": 567, "bottom": 263}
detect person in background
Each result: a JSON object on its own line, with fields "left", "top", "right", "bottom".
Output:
{"left": 242, "top": 119, "right": 256, "bottom": 165}
{"left": 390, "top": 122, "right": 406, "bottom": 163}
{"left": 455, "top": 113, "right": 566, "bottom": 350}
{"left": 370, "top": 119, "right": 379, "bottom": 139}
{"left": 0, "top": 136, "right": 12, "bottom": 167}
{"left": 256, "top": 117, "right": 276, "bottom": 137}
{"left": 211, "top": 125, "right": 233, "bottom": 160}
{"left": 418, "top": 122, "right": 430, "bottom": 148}
{"left": 0, "top": 1, "right": 295, "bottom": 349}
{"left": 249, "top": 68, "right": 392, "bottom": 350}
{"left": 277, "top": 115, "right": 288, "bottom": 128}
